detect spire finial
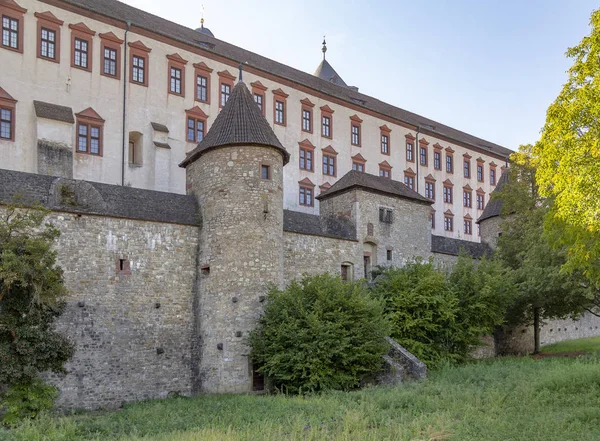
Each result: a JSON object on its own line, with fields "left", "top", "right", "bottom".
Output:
{"left": 200, "top": 5, "right": 205, "bottom": 27}
{"left": 322, "top": 36, "right": 327, "bottom": 60}
{"left": 238, "top": 62, "right": 244, "bottom": 83}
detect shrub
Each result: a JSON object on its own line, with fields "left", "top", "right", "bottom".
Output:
{"left": 1, "top": 378, "right": 58, "bottom": 426}
{"left": 248, "top": 274, "right": 390, "bottom": 394}
{"left": 371, "top": 256, "right": 513, "bottom": 368}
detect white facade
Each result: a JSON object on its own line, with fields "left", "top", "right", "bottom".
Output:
{"left": 0, "top": 0, "right": 510, "bottom": 241}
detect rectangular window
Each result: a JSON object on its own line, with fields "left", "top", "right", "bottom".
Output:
{"left": 275, "top": 100, "right": 285, "bottom": 124}
{"left": 381, "top": 134, "right": 389, "bottom": 154}
{"left": 170, "top": 67, "right": 182, "bottom": 94}
{"left": 254, "top": 93, "right": 263, "bottom": 112}
{"left": 351, "top": 124, "right": 360, "bottom": 146}
{"left": 74, "top": 38, "right": 88, "bottom": 68}
{"left": 261, "top": 164, "right": 271, "bottom": 180}
{"left": 322, "top": 115, "right": 331, "bottom": 137}
{"left": 341, "top": 264, "right": 349, "bottom": 281}
{"left": 420, "top": 147, "right": 427, "bottom": 166}
{"left": 299, "top": 148, "right": 313, "bottom": 171}
{"left": 464, "top": 160, "right": 471, "bottom": 178}
{"left": 2, "top": 16, "right": 18, "bottom": 49}
{"left": 430, "top": 212, "right": 435, "bottom": 229}
{"left": 477, "top": 193, "right": 485, "bottom": 210}
{"left": 40, "top": 28, "right": 56, "bottom": 59}
{"left": 379, "top": 208, "right": 393, "bottom": 224}
{"left": 77, "top": 123, "right": 101, "bottom": 155}
{"left": 302, "top": 109, "right": 312, "bottom": 132}
{"left": 434, "top": 151, "right": 441, "bottom": 170}
{"left": 132, "top": 55, "right": 145, "bottom": 84}
{"left": 446, "top": 155, "right": 453, "bottom": 173}
{"left": 425, "top": 182, "right": 435, "bottom": 200}
{"left": 387, "top": 249, "right": 392, "bottom": 261}
{"left": 103, "top": 47, "right": 117, "bottom": 76}
{"left": 444, "top": 216, "right": 453, "bottom": 232}
{"left": 187, "top": 117, "right": 205, "bottom": 143}
{"left": 490, "top": 169, "right": 496, "bottom": 185}
{"left": 464, "top": 220, "right": 472, "bottom": 235}
{"left": 379, "top": 168, "right": 390, "bottom": 179}
{"left": 352, "top": 162, "right": 364, "bottom": 172}
{"left": 221, "top": 83, "right": 231, "bottom": 107}
{"left": 463, "top": 190, "right": 472, "bottom": 208}
{"left": 406, "top": 143, "right": 414, "bottom": 161}
{"left": 477, "top": 164, "right": 484, "bottom": 182}
{"left": 299, "top": 186, "right": 313, "bottom": 206}
{"left": 404, "top": 175, "right": 414, "bottom": 190}
{"left": 444, "top": 186, "right": 453, "bottom": 203}
{"left": 323, "top": 155, "right": 335, "bottom": 176}
{"left": 197, "top": 75, "right": 208, "bottom": 102}
{"left": 0, "top": 108, "right": 12, "bottom": 139}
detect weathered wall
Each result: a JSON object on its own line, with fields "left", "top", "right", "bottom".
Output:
{"left": 479, "top": 216, "right": 502, "bottom": 250}
{"left": 37, "top": 139, "right": 73, "bottom": 178}
{"left": 186, "top": 146, "right": 284, "bottom": 393}
{"left": 283, "top": 231, "right": 359, "bottom": 283}
{"left": 0, "top": 209, "right": 201, "bottom": 411}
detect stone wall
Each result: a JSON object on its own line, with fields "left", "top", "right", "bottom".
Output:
{"left": 479, "top": 216, "right": 503, "bottom": 250}
{"left": 283, "top": 231, "right": 359, "bottom": 283}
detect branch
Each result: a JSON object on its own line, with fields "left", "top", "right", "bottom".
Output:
{"left": 584, "top": 307, "right": 600, "bottom": 318}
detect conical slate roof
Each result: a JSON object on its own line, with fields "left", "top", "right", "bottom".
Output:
{"left": 313, "top": 59, "right": 348, "bottom": 87}
{"left": 477, "top": 171, "right": 509, "bottom": 223}
{"left": 179, "top": 81, "right": 289, "bottom": 167}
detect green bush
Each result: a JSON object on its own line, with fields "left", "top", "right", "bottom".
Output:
{"left": 1, "top": 377, "right": 58, "bottom": 426}
{"left": 248, "top": 274, "right": 390, "bottom": 394}
{"left": 371, "top": 256, "right": 513, "bottom": 368}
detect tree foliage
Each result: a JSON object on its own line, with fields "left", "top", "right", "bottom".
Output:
{"left": 533, "top": 8, "right": 600, "bottom": 285}
{"left": 0, "top": 205, "right": 74, "bottom": 421}
{"left": 371, "top": 257, "right": 512, "bottom": 368}
{"left": 248, "top": 274, "right": 390, "bottom": 394}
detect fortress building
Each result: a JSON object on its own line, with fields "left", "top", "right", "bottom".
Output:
{"left": 1, "top": 0, "right": 511, "bottom": 244}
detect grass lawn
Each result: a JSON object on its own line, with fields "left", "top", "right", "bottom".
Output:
{"left": 4, "top": 352, "right": 600, "bottom": 441}
{"left": 541, "top": 336, "right": 600, "bottom": 355}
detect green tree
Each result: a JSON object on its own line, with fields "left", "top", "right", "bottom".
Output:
{"left": 495, "top": 148, "right": 593, "bottom": 353}
{"left": 0, "top": 205, "right": 74, "bottom": 422}
{"left": 248, "top": 274, "right": 390, "bottom": 394}
{"left": 533, "top": 8, "right": 600, "bottom": 286}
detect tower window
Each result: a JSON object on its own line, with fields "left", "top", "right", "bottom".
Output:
{"left": 260, "top": 164, "right": 271, "bottom": 180}
{"left": 386, "top": 249, "right": 392, "bottom": 261}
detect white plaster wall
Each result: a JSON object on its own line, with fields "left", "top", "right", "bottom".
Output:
{"left": 2, "top": 0, "right": 509, "bottom": 242}
{"left": 37, "top": 118, "right": 73, "bottom": 145}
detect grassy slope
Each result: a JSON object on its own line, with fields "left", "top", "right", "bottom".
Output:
{"left": 6, "top": 353, "right": 600, "bottom": 441}
{"left": 541, "top": 336, "right": 600, "bottom": 354}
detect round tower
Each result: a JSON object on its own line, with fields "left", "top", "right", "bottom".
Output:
{"left": 180, "top": 76, "right": 289, "bottom": 393}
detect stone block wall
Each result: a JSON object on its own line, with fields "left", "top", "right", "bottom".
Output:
{"left": 6, "top": 210, "right": 201, "bottom": 410}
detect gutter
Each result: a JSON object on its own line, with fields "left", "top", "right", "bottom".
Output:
{"left": 121, "top": 21, "right": 131, "bottom": 186}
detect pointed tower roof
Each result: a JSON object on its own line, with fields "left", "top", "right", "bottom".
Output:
{"left": 313, "top": 37, "right": 348, "bottom": 87}
{"left": 179, "top": 80, "right": 289, "bottom": 168}
{"left": 477, "top": 171, "right": 510, "bottom": 223}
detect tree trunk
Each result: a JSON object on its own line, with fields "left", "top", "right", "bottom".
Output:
{"left": 533, "top": 306, "right": 541, "bottom": 354}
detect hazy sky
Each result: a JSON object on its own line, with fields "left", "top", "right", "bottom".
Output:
{"left": 122, "top": 0, "right": 597, "bottom": 151}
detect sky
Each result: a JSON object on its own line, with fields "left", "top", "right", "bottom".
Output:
{"left": 121, "top": 0, "right": 598, "bottom": 151}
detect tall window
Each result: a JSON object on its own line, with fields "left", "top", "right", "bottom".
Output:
{"left": 490, "top": 168, "right": 497, "bottom": 185}
{"left": 299, "top": 147, "right": 313, "bottom": 171}
{"left": 0, "top": 107, "right": 12, "bottom": 140}
{"left": 463, "top": 190, "right": 472, "bottom": 208}
{"left": 464, "top": 160, "right": 471, "bottom": 178}
{"left": 77, "top": 123, "right": 102, "bottom": 155}
{"left": 477, "top": 193, "right": 485, "bottom": 210}
{"left": 170, "top": 67, "right": 182, "bottom": 94}
{"left": 404, "top": 175, "right": 415, "bottom": 190}
{"left": 444, "top": 216, "right": 453, "bottom": 232}
{"left": 40, "top": 28, "right": 56, "bottom": 59}
{"left": 323, "top": 154, "right": 335, "bottom": 176}
{"left": 430, "top": 212, "right": 436, "bottom": 229}
{"left": 443, "top": 186, "right": 452, "bottom": 203}
{"left": 406, "top": 142, "right": 414, "bottom": 161}
{"left": 74, "top": 38, "right": 89, "bottom": 68}
{"left": 351, "top": 124, "right": 360, "bottom": 146}
{"left": 425, "top": 182, "right": 435, "bottom": 200}
{"left": 381, "top": 134, "right": 389, "bottom": 154}
{"left": 261, "top": 164, "right": 271, "bottom": 180}
{"left": 434, "top": 151, "right": 441, "bottom": 170}
{"left": 446, "top": 155, "right": 453, "bottom": 173}
{"left": 353, "top": 162, "right": 364, "bottom": 172}
{"left": 221, "top": 83, "right": 231, "bottom": 107}
{"left": 132, "top": 55, "right": 145, "bottom": 84}
{"left": 322, "top": 115, "right": 331, "bottom": 137}
{"left": 187, "top": 117, "right": 205, "bottom": 143}
{"left": 103, "top": 47, "right": 117, "bottom": 76}
{"left": 275, "top": 100, "right": 285, "bottom": 124}
{"left": 420, "top": 147, "right": 427, "bottom": 166}
{"left": 197, "top": 75, "right": 208, "bottom": 102}
{"left": 464, "top": 219, "right": 472, "bottom": 235}
{"left": 302, "top": 109, "right": 312, "bottom": 132}
{"left": 2, "top": 16, "right": 18, "bottom": 50}
{"left": 254, "top": 93, "right": 263, "bottom": 112}
{"left": 477, "top": 164, "right": 484, "bottom": 182}
{"left": 299, "top": 186, "right": 313, "bottom": 206}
